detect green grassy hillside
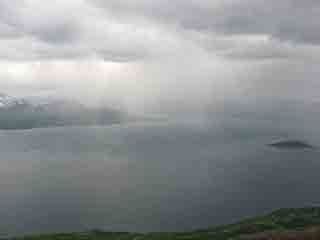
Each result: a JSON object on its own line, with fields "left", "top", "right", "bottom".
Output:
{"left": 13, "top": 208, "right": 320, "bottom": 240}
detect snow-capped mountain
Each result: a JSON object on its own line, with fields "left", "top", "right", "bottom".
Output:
{"left": 0, "top": 93, "right": 127, "bottom": 129}
{"left": 0, "top": 93, "right": 28, "bottom": 108}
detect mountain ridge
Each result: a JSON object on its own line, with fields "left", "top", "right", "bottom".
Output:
{"left": 0, "top": 93, "right": 127, "bottom": 130}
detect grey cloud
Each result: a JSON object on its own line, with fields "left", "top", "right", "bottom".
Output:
{"left": 0, "top": 23, "right": 22, "bottom": 39}
{"left": 0, "top": 0, "right": 320, "bottom": 112}
{"left": 223, "top": 48, "right": 296, "bottom": 61}
{"left": 29, "top": 21, "right": 80, "bottom": 44}
{"left": 1, "top": 0, "right": 319, "bottom": 63}
{"left": 219, "top": 39, "right": 320, "bottom": 61}
{"left": 91, "top": 0, "right": 320, "bottom": 45}
{"left": 0, "top": 1, "right": 80, "bottom": 44}
{"left": 99, "top": 49, "right": 148, "bottom": 62}
{"left": 0, "top": 0, "right": 152, "bottom": 62}
{"left": 90, "top": 0, "right": 217, "bottom": 31}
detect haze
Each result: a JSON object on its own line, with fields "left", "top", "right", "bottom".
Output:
{"left": 1, "top": 0, "right": 320, "bottom": 113}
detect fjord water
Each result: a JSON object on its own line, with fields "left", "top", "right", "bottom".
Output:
{"left": 0, "top": 101, "right": 320, "bottom": 236}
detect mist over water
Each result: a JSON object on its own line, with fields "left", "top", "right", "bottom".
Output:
{"left": 0, "top": 100, "right": 320, "bottom": 236}
{"left": 1, "top": 0, "right": 320, "bottom": 237}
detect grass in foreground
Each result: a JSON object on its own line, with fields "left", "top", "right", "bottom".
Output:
{"left": 13, "top": 207, "right": 320, "bottom": 240}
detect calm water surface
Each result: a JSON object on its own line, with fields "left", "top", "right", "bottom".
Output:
{"left": 0, "top": 106, "right": 320, "bottom": 236}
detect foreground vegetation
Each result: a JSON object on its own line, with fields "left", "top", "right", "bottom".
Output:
{"left": 13, "top": 208, "right": 320, "bottom": 240}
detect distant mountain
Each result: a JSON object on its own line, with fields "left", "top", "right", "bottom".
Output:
{"left": 0, "top": 94, "right": 127, "bottom": 130}
{"left": 0, "top": 93, "right": 28, "bottom": 108}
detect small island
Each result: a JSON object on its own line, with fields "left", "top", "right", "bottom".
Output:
{"left": 268, "top": 140, "right": 314, "bottom": 150}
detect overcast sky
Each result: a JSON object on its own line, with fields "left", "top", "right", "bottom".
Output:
{"left": 0, "top": 0, "right": 320, "bottom": 112}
